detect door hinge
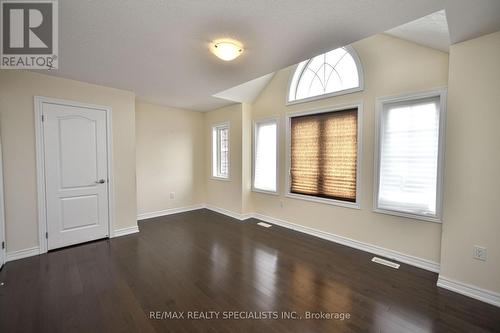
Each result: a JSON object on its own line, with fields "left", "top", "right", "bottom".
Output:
{"left": 41, "top": 114, "right": 45, "bottom": 122}
{"left": 1, "top": 241, "right": 4, "bottom": 249}
{"left": 45, "top": 232, "right": 48, "bottom": 239}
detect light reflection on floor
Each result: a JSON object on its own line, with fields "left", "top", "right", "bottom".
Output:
{"left": 253, "top": 247, "right": 278, "bottom": 305}
{"left": 209, "top": 241, "right": 229, "bottom": 284}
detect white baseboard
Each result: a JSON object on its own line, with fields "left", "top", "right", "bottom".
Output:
{"left": 437, "top": 276, "right": 500, "bottom": 307}
{"left": 113, "top": 226, "right": 139, "bottom": 237}
{"left": 6, "top": 246, "right": 40, "bottom": 262}
{"left": 252, "top": 213, "right": 441, "bottom": 273}
{"left": 204, "top": 204, "right": 252, "bottom": 221}
{"left": 5, "top": 228, "right": 138, "bottom": 262}
{"left": 167, "top": 204, "right": 440, "bottom": 273}
{"left": 3, "top": 206, "right": 498, "bottom": 308}
{"left": 137, "top": 204, "right": 205, "bottom": 220}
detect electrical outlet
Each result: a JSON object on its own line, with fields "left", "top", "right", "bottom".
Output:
{"left": 170, "top": 192, "right": 175, "bottom": 200}
{"left": 279, "top": 200, "right": 284, "bottom": 208}
{"left": 473, "top": 246, "right": 487, "bottom": 261}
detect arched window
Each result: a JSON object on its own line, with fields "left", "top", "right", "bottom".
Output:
{"left": 288, "top": 46, "right": 364, "bottom": 104}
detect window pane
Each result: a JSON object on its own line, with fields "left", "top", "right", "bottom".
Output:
{"left": 212, "top": 124, "right": 229, "bottom": 179}
{"left": 254, "top": 121, "right": 277, "bottom": 192}
{"left": 295, "top": 69, "right": 316, "bottom": 100}
{"left": 291, "top": 47, "right": 361, "bottom": 102}
{"left": 290, "top": 109, "right": 358, "bottom": 202}
{"left": 219, "top": 127, "right": 229, "bottom": 177}
{"left": 212, "top": 128, "right": 217, "bottom": 177}
{"left": 378, "top": 97, "right": 440, "bottom": 216}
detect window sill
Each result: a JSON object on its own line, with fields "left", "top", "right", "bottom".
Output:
{"left": 373, "top": 208, "right": 442, "bottom": 223}
{"left": 252, "top": 188, "right": 279, "bottom": 196}
{"left": 210, "top": 176, "right": 231, "bottom": 182}
{"left": 286, "top": 86, "right": 363, "bottom": 106}
{"left": 285, "top": 192, "right": 360, "bottom": 210}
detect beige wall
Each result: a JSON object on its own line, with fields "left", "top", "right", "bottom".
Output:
{"left": 250, "top": 34, "right": 449, "bottom": 263}
{"left": 440, "top": 31, "right": 500, "bottom": 293}
{"left": 241, "top": 103, "right": 253, "bottom": 214}
{"left": 2, "top": 31, "right": 498, "bottom": 297}
{"left": 136, "top": 102, "right": 205, "bottom": 215}
{"left": 0, "top": 71, "right": 137, "bottom": 252}
{"left": 204, "top": 103, "right": 244, "bottom": 213}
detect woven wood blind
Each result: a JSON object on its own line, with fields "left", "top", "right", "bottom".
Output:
{"left": 290, "top": 109, "right": 358, "bottom": 202}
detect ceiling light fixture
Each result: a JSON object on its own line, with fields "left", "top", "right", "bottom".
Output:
{"left": 210, "top": 39, "right": 243, "bottom": 61}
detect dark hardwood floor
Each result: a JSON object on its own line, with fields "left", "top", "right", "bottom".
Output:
{"left": 1, "top": 209, "right": 499, "bottom": 332}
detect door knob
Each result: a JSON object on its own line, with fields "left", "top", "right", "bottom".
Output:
{"left": 95, "top": 179, "right": 106, "bottom": 184}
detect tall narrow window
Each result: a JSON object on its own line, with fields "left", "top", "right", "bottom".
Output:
{"left": 375, "top": 92, "right": 445, "bottom": 221}
{"left": 253, "top": 119, "right": 278, "bottom": 193}
{"left": 288, "top": 107, "right": 359, "bottom": 205}
{"left": 212, "top": 123, "right": 229, "bottom": 179}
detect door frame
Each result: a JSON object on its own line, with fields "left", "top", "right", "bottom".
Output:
{"left": 0, "top": 136, "right": 6, "bottom": 268}
{"left": 34, "top": 96, "right": 115, "bottom": 254}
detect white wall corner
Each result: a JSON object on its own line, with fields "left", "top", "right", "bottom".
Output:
{"left": 437, "top": 276, "right": 500, "bottom": 308}
{"left": 137, "top": 204, "right": 206, "bottom": 221}
{"left": 112, "top": 225, "right": 139, "bottom": 238}
{"left": 6, "top": 246, "right": 40, "bottom": 262}
{"left": 204, "top": 204, "right": 251, "bottom": 221}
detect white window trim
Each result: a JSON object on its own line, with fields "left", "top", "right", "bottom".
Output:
{"left": 286, "top": 45, "right": 365, "bottom": 106}
{"left": 373, "top": 88, "right": 447, "bottom": 223}
{"left": 211, "top": 122, "right": 231, "bottom": 181}
{"left": 252, "top": 116, "right": 280, "bottom": 195}
{"left": 285, "top": 102, "right": 363, "bottom": 209}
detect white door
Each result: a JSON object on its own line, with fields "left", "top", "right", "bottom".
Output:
{"left": 0, "top": 137, "right": 5, "bottom": 268}
{"left": 42, "top": 102, "right": 110, "bottom": 250}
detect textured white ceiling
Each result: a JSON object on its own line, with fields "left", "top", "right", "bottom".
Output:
{"left": 40, "top": 0, "right": 500, "bottom": 111}
{"left": 386, "top": 10, "right": 450, "bottom": 52}
{"left": 445, "top": 0, "right": 500, "bottom": 44}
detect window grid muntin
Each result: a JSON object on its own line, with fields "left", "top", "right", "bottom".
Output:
{"left": 212, "top": 123, "right": 229, "bottom": 179}
{"left": 288, "top": 46, "right": 363, "bottom": 104}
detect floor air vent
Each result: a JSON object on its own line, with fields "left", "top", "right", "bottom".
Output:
{"left": 371, "top": 257, "right": 400, "bottom": 269}
{"left": 257, "top": 222, "right": 272, "bottom": 228}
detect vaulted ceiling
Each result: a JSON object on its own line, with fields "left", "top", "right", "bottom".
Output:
{"left": 386, "top": 10, "right": 451, "bottom": 52}
{"left": 41, "top": 0, "right": 500, "bottom": 111}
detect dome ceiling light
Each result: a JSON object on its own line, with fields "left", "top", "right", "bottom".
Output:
{"left": 210, "top": 39, "right": 243, "bottom": 61}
